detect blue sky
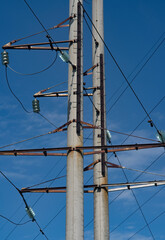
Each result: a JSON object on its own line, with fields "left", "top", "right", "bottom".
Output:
{"left": 0, "top": 0, "right": 165, "bottom": 239}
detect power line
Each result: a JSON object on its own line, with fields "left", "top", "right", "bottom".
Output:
{"left": 114, "top": 152, "right": 155, "bottom": 240}
{"left": 0, "top": 214, "right": 31, "bottom": 226}
{"left": 7, "top": 51, "right": 57, "bottom": 76}
{"left": 123, "top": 166, "right": 165, "bottom": 178}
{"left": 24, "top": 175, "right": 66, "bottom": 189}
{"left": 4, "top": 156, "right": 65, "bottom": 239}
{"left": 0, "top": 170, "right": 49, "bottom": 240}
{"left": 128, "top": 209, "right": 165, "bottom": 240}
{"left": 23, "top": 0, "right": 62, "bottom": 54}
{"left": 109, "top": 151, "right": 165, "bottom": 233}
{"left": 5, "top": 66, "right": 32, "bottom": 114}
{"left": 80, "top": 2, "right": 160, "bottom": 133}
{"left": 38, "top": 112, "right": 58, "bottom": 128}
{"left": 107, "top": 37, "right": 165, "bottom": 114}
{"left": 4, "top": 65, "right": 64, "bottom": 134}
{"left": 106, "top": 31, "right": 165, "bottom": 106}
{"left": 32, "top": 205, "right": 66, "bottom": 240}
{"left": 110, "top": 185, "right": 165, "bottom": 234}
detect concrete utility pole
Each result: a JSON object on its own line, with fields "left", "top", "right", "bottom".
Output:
{"left": 66, "top": 0, "right": 84, "bottom": 240}
{"left": 92, "top": 0, "right": 110, "bottom": 239}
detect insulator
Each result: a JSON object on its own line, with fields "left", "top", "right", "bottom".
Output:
{"left": 58, "top": 51, "right": 70, "bottom": 63}
{"left": 106, "top": 130, "right": 111, "bottom": 144}
{"left": 32, "top": 98, "right": 40, "bottom": 113}
{"left": 156, "top": 130, "right": 165, "bottom": 143}
{"left": 1, "top": 51, "right": 9, "bottom": 65}
{"left": 25, "top": 207, "right": 35, "bottom": 220}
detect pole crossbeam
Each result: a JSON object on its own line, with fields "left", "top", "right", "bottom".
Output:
{"left": 0, "top": 142, "right": 164, "bottom": 156}
{"left": 20, "top": 180, "right": 165, "bottom": 194}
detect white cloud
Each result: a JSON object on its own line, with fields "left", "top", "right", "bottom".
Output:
{"left": 111, "top": 231, "right": 153, "bottom": 240}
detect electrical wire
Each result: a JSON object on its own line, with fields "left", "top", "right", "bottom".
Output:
{"left": 24, "top": 0, "right": 62, "bottom": 54}
{"left": 24, "top": 175, "right": 66, "bottom": 189}
{"left": 5, "top": 60, "right": 60, "bottom": 128}
{"left": 84, "top": 88, "right": 99, "bottom": 114}
{"left": 0, "top": 214, "right": 31, "bottom": 226}
{"left": 123, "top": 166, "right": 165, "bottom": 178}
{"left": 3, "top": 156, "right": 64, "bottom": 238}
{"left": 4, "top": 160, "right": 66, "bottom": 239}
{"left": 32, "top": 205, "right": 66, "bottom": 240}
{"left": 128, "top": 210, "right": 165, "bottom": 240}
{"left": 110, "top": 185, "right": 165, "bottom": 234}
{"left": 111, "top": 145, "right": 156, "bottom": 239}
{"left": 106, "top": 32, "right": 165, "bottom": 106}
{"left": 0, "top": 130, "right": 54, "bottom": 150}
{"left": 38, "top": 112, "right": 58, "bottom": 128}
{"left": 5, "top": 66, "right": 32, "bottom": 113}
{"left": 109, "top": 151, "right": 165, "bottom": 233}
{"left": 81, "top": 2, "right": 160, "bottom": 133}
{"left": 7, "top": 52, "right": 57, "bottom": 76}
{"left": 0, "top": 170, "right": 49, "bottom": 240}
{"left": 107, "top": 37, "right": 165, "bottom": 114}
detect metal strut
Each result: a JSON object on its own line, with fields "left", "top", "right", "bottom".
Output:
{"left": 76, "top": 1, "right": 82, "bottom": 135}
{"left": 100, "top": 53, "right": 106, "bottom": 176}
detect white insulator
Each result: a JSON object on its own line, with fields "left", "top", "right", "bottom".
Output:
{"left": 25, "top": 207, "right": 35, "bottom": 220}
{"left": 106, "top": 130, "right": 111, "bottom": 144}
{"left": 58, "top": 51, "right": 70, "bottom": 63}
{"left": 1, "top": 51, "right": 9, "bottom": 65}
{"left": 156, "top": 130, "right": 165, "bottom": 143}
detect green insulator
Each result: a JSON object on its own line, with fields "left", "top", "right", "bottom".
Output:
{"left": 156, "top": 130, "right": 165, "bottom": 143}
{"left": 1, "top": 51, "right": 9, "bottom": 65}
{"left": 32, "top": 98, "right": 40, "bottom": 113}
{"left": 25, "top": 207, "right": 35, "bottom": 220}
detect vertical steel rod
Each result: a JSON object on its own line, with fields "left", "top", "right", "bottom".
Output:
{"left": 92, "top": 0, "right": 110, "bottom": 239}
{"left": 77, "top": 2, "right": 82, "bottom": 135}
{"left": 66, "top": 1, "right": 84, "bottom": 240}
{"left": 100, "top": 53, "right": 105, "bottom": 176}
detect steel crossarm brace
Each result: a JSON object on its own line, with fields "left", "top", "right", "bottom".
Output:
{"left": 83, "top": 64, "right": 98, "bottom": 76}
{"left": 83, "top": 159, "right": 100, "bottom": 171}
{"left": 3, "top": 16, "right": 74, "bottom": 46}
{"left": 105, "top": 161, "right": 123, "bottom": 168}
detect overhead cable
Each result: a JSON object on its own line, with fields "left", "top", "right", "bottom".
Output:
{"left": 0, "top": 214, "right": 31, "bottom": 226}
{"left": 128, "top": 210, "right": 165, "bottom": 240}
{"left": 7, "top": 52, "right": 57, "bottom": 76}
{"left": 107, "top": 31, "right": 165, "bottom": 105}
{"left": 80, "top": 2, "right": 160, "bottom": 133}
{"left": 111, "top": 185, "right": 165, "bottom": 233}
{"left": 0, "top": 170, "right": 49, "bottom": 240}
{"left": 107, "top": 37, "right": 165, "bottom": 114}
{"left": 5, "top": 66, "right": 32, "bottom": 113}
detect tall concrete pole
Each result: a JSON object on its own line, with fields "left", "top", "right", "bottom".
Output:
{"left": 66, "top": 0, "right": 84, "bottom": 240}
{"left": 92, "top": 0, "right": 110, "bottom": 239}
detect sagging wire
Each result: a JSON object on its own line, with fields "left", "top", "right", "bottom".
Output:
{"left": 0, "top": 170, "right": 49, "bottom": 239}
{"left": 7, "top": 51, "right": 58, "bottom": 76}
{"left": 107, "top": 36, "right": 165, "bottom": 114}
{"left": 112, "top": 149, "right": 156, "bottom": 240}
{"left": 4, "top": 156, "right": 65, "bottom": 239}
{"left": 0, "top": 214, "right": 31, "bottom": 226}
{"left": 127, "top": 210, "right": 165, "bottom": 239}
{"left": 5, "top": 66, "right": 32, "bottom": 113}
{"left": 80, "top": 2, "right": 161, "bottom": 134}
{"left": 106, "top": 32, "right": 165, "bottom": 108}
{"left": 5, "top": 65, "right": 60, "bottom": 128}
